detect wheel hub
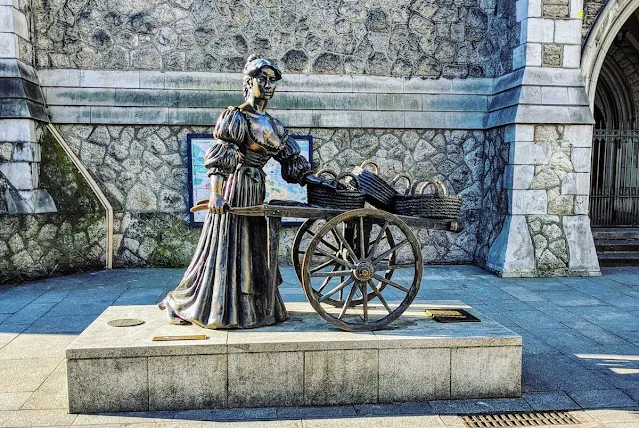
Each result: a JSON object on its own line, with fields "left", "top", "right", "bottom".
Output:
{"left": 353, "top": 261, "right": 374, "bottom": 281}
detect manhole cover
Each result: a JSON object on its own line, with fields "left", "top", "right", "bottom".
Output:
{"left": 107, "top": 318, "right": 145, "bottom": 327}
{"left": 462, "top": 412, "right": 580, "bottom": 427}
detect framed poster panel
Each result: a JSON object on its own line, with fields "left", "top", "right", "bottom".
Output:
{"left": 187, "top": 134, "right": 313, "bottom": 226}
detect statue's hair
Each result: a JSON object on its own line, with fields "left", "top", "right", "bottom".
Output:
{"left": 242, "top": 54, "right": 282, "bottom": 99}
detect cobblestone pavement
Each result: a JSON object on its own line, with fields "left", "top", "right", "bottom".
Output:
{"left": 1, "top": 265, "right": 639, "bottom": 427}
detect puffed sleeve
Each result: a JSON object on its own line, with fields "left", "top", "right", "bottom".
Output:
{"left": 274, "top": 132, "right": 312, "bottom": 185}
{"left": 205, "top": 107, "right": 245, "bottom": 177}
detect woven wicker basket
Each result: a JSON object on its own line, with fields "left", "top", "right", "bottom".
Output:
{"left": 307, "top": 170, "right": 366, "bottom": 210}
{"left": 394, "top": 180, "right": 462, "bottom": 219}
{"left": 351, "top": 160, "right": 397, "bottom": 210}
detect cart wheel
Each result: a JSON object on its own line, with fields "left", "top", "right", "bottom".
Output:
{"left": 301, "top": 208, "right": 423, "bottom": 331}
{"left": 293, "top": 217, "right": 396, "bottom": 308}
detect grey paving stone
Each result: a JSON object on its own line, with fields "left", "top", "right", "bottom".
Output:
{"left": 522, "top": 355, "right": 614, "bottom": 393}
{"left": 523, "top": 391, "right": 581, "bottom": 411}
{"left": 353, "top": 402, "right": 435, "bottom": 416}
{"left": 568, "top": 307, "right": 639, "bottom": 332}
{"left": 24, "top": 315, "right": 96, "bottom": 334}
{"left": 526, "top": 301, "right": 586, "bottom": 324}
{"left": 568, "top": 389, "right": 637, "bottom": 409}
{"left": 468, "top": 304, "right": 518, "bottom": 328}
{"left": 509, "top": 327, "right": 559, "bottom": 355}
{"left": 533, "top": 328, "right": 607, "bottom": 355}
{"left": 0, "top": 358, "right": 60, "bottom": 393}
{"left": 0, "top": 333, "right": 76, "bottom": 359}
{"left": 429, "top": 399, "right": 500, "bottom": 414}
{"left": 587, "top": 368, "right": 639, "bottom": 390}
{"left": 484, "top": 299, "right": 537, "bottom": 314}
{"left": 2, "top": 303, "right": 54, "bottom": 326}
{"left": 502, "top": 310, "right": 565, "bottom": 330}
{"left": 277, "top": 405, "right": 356, "bottom": 419}
{"left": 0, "top": 409, "right": 77, "bottom": 427}
{"left": 562, "top": 320, "right": 631, "bottom": 346}
{"left": 534, "top": 290, "right": 606, "bottom": 307}
{"left": 303, "top": 415, "right": 447, "bottom": 427}
{"left": 500, "top": 286, "right": 544, "bottom": 301}
{"left": 0, "top": 392, "right": 31, "bottom": 411}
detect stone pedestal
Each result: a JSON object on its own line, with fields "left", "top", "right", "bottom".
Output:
{"left": 66, "top": 302, "right": 522, "bottom": 413}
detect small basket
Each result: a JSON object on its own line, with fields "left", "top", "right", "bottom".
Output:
{"left": 308, "top": 170, "right": 366, "bottom": 210}
{"left": 351, "top": 160, "right": 397, "bottom": 210}
{"left": 394, "top": 180, "right": 462, "bottom": 219}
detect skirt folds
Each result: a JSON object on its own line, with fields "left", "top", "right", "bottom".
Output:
{"left": 164, "top": 165, "right": 287, "bottom": 328}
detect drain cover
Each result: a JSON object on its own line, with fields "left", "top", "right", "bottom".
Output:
{"left": 107, "top": 318, "right": 145, "bottom": 327}
{"left": 462, "top": 412, "right": 580, "bottom": 427}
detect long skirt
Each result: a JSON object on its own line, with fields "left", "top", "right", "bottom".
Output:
{"left": 163, "top": 165, "right": 287, "bottom": 328}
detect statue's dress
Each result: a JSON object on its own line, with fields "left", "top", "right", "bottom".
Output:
{"left": 163, "top": 106, "right": 311, "bottom": 328}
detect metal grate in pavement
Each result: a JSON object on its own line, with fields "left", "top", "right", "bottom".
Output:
{"left": 462, "top": 412, "right": 580, "bottom": 427}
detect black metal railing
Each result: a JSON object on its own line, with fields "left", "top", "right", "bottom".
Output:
{"left": 591, "top": 127, "right": 639, "bottom": 227}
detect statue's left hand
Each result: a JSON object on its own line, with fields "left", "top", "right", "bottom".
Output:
{"left": 304, "top": 174, "right": 336, "bottom": 189}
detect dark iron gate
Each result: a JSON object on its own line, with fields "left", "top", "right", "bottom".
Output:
{"left": 591, "top": 127, "right": 639, "bottom": 227}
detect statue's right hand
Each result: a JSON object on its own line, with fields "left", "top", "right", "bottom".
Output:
{"left": 208, "top": 194, "right": 229, "bottom": 214}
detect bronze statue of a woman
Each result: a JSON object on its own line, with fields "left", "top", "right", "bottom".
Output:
{"left": 160, "top": 54, "right": 325, "bottom": 329}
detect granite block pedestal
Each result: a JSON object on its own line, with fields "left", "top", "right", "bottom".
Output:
{"left": 65, "top": 302, "right": 522, "bottom": 413}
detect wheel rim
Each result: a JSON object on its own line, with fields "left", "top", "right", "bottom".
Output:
{"left": 293, "top": 217, "right": 395, "bottom": 308}
{"left": 301, "top": 208, "right": 423, "bottom": 331}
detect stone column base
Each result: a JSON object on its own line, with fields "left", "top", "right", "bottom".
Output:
{"left": 486, "top": 214, "right": 601, "bottom": 277}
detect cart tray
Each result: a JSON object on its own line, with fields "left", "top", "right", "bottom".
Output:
{"left": 228, "top": 200, "right": 461, "bottom": 232}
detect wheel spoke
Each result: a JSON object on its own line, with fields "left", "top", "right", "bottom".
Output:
{"left": 319, "top": 277, "right": 355, "bottom": 302}
{"left": 372, "top": 239, "right": 409, "bottom": 264}
{"left": 372, "top": 273, "right": 410, "bottom": 293}
{"left": 310, "top": 259, "right": 336, "bottom": 274}
{"left": 317, "top": 237, "right": 340, "bottom": 253}
{"left": 311, "top": 270, "right": 353, "bottom": 278}
{"left": 314, "top": 247, "right": 355, "bottom": 269}
{"left": 374, "top": 262, "right": 417, "bottom": 271}
{"left": 331, "top": 226, "right": 358, "bottom": 262}
{"left": 316, "top": 264, "right": 339, "bottom": 294}
{"left": 368, "top": 221, "right": 389, "bottom": 259}
{"left": 368, "top": 280, "right": 392, "bottom": 314}
{"left": 359, "top": 217, "right": 366, "bottom": 259}
{"left": 361, "top": 280, "right": 368, "bottom": 322}
{"left": 337, "top": 283, "right": 358, "bottom": 320}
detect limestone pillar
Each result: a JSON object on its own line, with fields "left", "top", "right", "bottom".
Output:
{"left": 485, "top": 0, "right": 600, "bottom": 276}
{"left": 0, "top": 0, "right": 55, "bottom": 213}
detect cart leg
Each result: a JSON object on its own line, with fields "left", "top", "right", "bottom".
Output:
{"left": 267, "top": 216, "right": 284, "bottom": 322}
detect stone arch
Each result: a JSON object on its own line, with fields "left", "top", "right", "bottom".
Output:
{"left": 594, "top": 50, "right": 636, "bottom": 126}
{"left": 581, "top": 0, "right": 639, "bottom": 109}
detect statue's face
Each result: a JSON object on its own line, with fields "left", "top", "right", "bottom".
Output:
{"left": 251, "top": 67, "right": 278, "bottom": 100}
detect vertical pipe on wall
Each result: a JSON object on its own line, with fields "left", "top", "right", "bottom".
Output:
{"left": 46, "top": 124, "right": 113, "bottom": 269}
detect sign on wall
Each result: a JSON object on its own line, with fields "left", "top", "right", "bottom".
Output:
{"left": 187, "top": 133, "right": 313, "bottom": 226}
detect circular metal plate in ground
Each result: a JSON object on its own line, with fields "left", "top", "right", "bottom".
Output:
{"left": 107, "top": 318, "right": 145, "bottom": 327}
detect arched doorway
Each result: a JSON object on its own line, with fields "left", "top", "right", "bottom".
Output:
{"left": 583, "top": 4, "right": 639, "bottom": 227}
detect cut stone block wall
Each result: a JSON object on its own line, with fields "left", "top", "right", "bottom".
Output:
{"left": 52, "top": 124, "right": 486, "bottom": 268}
{"left": 32, "top": 0, "right": 519, "bottom": 78}
{"left": 486, "top": 124, "right": 600, "bottom": 276}
{"left": 0, "top": 127, "right": 105, "bottom": 284}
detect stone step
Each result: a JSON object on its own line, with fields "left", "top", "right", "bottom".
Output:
{"left": 595, "top": 239, "right": 639, "bottom": 252}
{"left": 592, "top": 228, "right": 639, "bottom": 240}
{"left": 597, "top": 251, "right": 639, "bottom": 266}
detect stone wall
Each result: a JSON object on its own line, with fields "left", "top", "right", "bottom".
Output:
{"left": 0, "top": 126, "right": 105, "bottom": 284}
{"left": 33, "top": 0, "right": 519, "bottom": 78}
{"left": 53, "top": 124, "right": 486, "bottom": 268}
{"left": 581, "top": 0, "right": 606, "bottom": 40}
{"left": 475, "top": 126, "right": 508, "bottom": 267}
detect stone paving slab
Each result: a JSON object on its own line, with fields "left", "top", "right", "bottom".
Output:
{"left": 1, "top": 266, "right": 639, "bottom": 426}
